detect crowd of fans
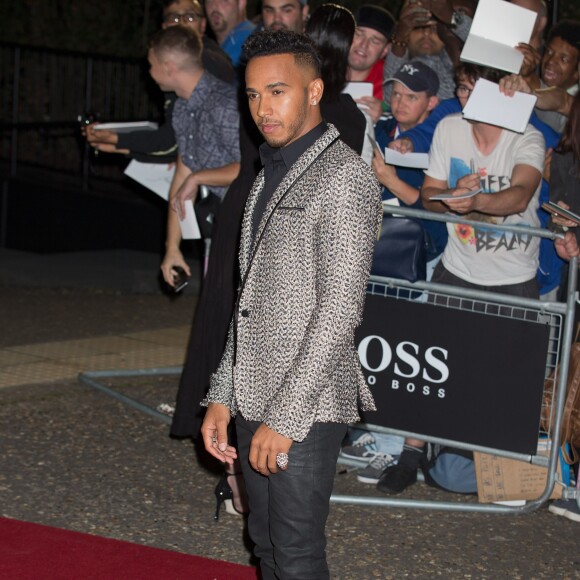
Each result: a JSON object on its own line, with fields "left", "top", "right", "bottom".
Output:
{"left": 84, "top": 0, "right": 580, "bottom": 520}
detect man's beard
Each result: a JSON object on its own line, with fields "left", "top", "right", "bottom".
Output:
{"left": 259, "top": 94, "right": 310, "bottom": 148}
{"left": 209, "top": 12, "right": 226, "bottom": 33}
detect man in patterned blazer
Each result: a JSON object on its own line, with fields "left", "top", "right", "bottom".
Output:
{"left": 201, "top": 30, "right": 382, "bottom": 579}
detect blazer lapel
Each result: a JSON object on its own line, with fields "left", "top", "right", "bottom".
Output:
{"left": 250, "top": 125, "right": 340, "bottom": 255}
{"left": 239, "top": 171, "right": 265, "bottom": 279}
{"left": 238, "top": 124, "right": 340, "bottom": 283}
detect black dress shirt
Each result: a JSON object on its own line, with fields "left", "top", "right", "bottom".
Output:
{"left": 252, "top": 122, "right": 326, "bottom": 240}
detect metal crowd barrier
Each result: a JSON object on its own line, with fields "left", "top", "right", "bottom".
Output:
{"left": 331, "top": 205, "right": 579, "bottom": 514}
{"left": 78, "top": 205, "right": 578, "bottom": 516}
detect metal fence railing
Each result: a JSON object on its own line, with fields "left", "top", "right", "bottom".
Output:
{"left": 0, "top": 42, "right": 161, "bottom": 187}
{"left": 331, "top": 206, "right": 578, "bottom": 514}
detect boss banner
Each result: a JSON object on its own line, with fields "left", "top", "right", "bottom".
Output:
{"left": 355, "top": 294, "right": 550, "bottom": 454}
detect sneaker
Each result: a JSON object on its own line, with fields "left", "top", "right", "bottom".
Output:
{"left": 549, "top": 499, "right": 580, "bottom": 522}
{"left": 340, "top": 432, "right": 378, "bottom": 462}
{"left": 357, "top": 453, "right": 398, "bottom": 484}
{"left": 377, "top": 463, "right": 418, "bottom": 495}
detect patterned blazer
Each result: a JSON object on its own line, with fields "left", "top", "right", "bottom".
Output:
{"left": 205, "top": 124, "right": 382, "bottom": 441}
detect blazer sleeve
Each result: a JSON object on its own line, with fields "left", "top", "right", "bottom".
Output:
{"left": 203, "top": 319, "right": 237, "bottom": 413}
{"left": 263, "top": 159, "right": 382, "bottom": 441}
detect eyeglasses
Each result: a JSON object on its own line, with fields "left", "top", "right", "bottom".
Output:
{"left": 456, "top": 85, "right": 473, "bottom": 96}
{"left": 163, "top": 12, "right": 203, "bottom": 24}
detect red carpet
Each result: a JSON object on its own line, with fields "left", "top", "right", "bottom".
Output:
{"left": 0, "top": 517, "right": 258, "bottom": 580}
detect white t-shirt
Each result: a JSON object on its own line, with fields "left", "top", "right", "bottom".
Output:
{"left": 426, "top": 114, "right": 545, "bottom": 286}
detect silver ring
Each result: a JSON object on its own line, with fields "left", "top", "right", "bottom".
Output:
{"left": 211, "top": 436, "right": 217, "bottom": 444}
{"left": 276, "top": 452, "right": 289, "bottom": 469}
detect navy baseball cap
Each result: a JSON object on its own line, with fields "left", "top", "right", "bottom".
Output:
{"left": 385, "top": 61, "right": 440, "bottom": 95}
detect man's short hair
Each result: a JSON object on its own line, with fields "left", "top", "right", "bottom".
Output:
{"left": 454, "top": 62, "right": 503, "bottom": 86}
{"left": 243, "top": 30, "right": 321, "bottom": 77}
{"left": 149, "top": 25, "right": 203, "bottom": 68}
{"left": 548, "top": 19, "right": 580, "bottom": 54}
{"left": 162, "top": 0, "right": 203, "bottom": 9}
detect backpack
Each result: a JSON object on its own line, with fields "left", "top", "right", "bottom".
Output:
{"left": 425, "top": 445, "right": 477, "bottom": 494}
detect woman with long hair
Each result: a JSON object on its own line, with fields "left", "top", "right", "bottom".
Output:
{"left": 305, "top": 3, "right": 367, "bottom": 154}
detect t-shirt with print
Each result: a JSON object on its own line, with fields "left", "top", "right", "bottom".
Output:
{"left": 426, "top": 113, "right": 545, "bottom": 286}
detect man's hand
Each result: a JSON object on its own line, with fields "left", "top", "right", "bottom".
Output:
{"left": 499, "top": 74, "right": 532, "bottom": 97}
{"left": 551, "top": 200, "right": 578, "bottom": 229}
{"left": 356, "top": 96, "right": 383, "bottom": 125}
{"left": 388, "top": 137, "right": 414, "bottom": 153}
{"left": 371, "top": 147, "right": 397, "bottom": 188}
{"left": 171, "top": 173, "right": 200, "bottom": 219}
{"left": 84, "top": 123, "right": 130, "bottom": 155}
{"left": 395, "top": 0, "right": 432, "bottom": 43}
{"left": 555, "top": 231, "right": 580, "bottom": 262}
{"left": 516, "top": 43, "right": 541, "bottom": 78}
{"left": 441, "top": 172, "right": 481, "bottom": 214}
{"left": 160, "top": 246, "right": 191, "bottom": 287}
{"left": 249, "top": 423, "right": 292, "bottom": 475}
{"left": 201, "top": 403, "right": 238, "bottom": 465}
{"left": 427, "top": 0, "right": 454, "bottom": 25}
{"left": 85, "top": 123, "right": 119, "bottom": 146}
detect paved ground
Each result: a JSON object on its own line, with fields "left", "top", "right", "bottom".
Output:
{"left": 0, "top": 249, "right": 579, "bottom": 579}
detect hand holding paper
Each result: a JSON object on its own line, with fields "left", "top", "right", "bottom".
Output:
{"left": 172, "top": 173, "right": 200, "bottom": 218}
{"left": 459, "top": 0, "right": 536, "bottom": 73}
{"left": 384, "top": 148, "right": 429, "bottom": 169}
{"left": 434, "top": 186, "right": 483, "bottom": 214}
{"left": 462, "top": 78, "right": 537, "bottom": 133}
{"left": 178, "top": 200, "right": 201, "bottom": 240}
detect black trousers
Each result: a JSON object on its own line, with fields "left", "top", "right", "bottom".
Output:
{"left": 236, "top": 416, "right": 347, "bottom": 580}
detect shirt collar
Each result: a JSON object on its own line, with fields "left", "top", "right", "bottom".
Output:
{"left": 182, "top": 72, "right": 210, "bottom": 112}
{"left": 259, "top": 122, "right": 327, "bottom": 171}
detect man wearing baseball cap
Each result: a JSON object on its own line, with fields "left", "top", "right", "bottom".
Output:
{"left": 342, "top": 60, "right": 445, "bottom": 487}
{"left": 373, "top": 60, "right": 445, "bottom": 259}
{"left": 347, "top": 4, "right": 396, "bottom": 123}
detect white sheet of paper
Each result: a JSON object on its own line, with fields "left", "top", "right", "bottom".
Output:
{"left": 179, "top": 200, "right": 201, "bottom": 240}
{"left": 383, "top": 198, "right": 401, "bottom": 207}
{"left": 94, "top": 121, "right": 158, "bottom": 133}
{"left": 462, "top": 78, "right": 537, "bottom": 133}
{"left": 343, "top": 82, "right": 373, "bottom": 100}
{"left": 124, "top": 160, "right": 175, "bottom": 200}
{"left": 459, "top": 0, "right": 536, "bottom": 73}
{"left": 384, "top": 148, "right": 429, "bottom": 169}
{"left": 430, "top": 188, "right": 482, "bottom": 201}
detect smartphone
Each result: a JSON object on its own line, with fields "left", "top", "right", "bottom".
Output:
{"left": 172, "top": 266, "right": 189, "bottom": 293}
{"left": 542, "top": 202, "right": 580, "bottom": 226}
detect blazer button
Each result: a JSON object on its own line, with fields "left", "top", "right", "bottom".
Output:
{"left": 241, "top": 309, "right": 249, "bottom": 318}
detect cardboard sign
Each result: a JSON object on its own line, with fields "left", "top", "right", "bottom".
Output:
{"left": 474, "top": 452, "right": 563, "bottom": 502}
{"left": 356, "top": 294, "right": 550, "bottom": 454}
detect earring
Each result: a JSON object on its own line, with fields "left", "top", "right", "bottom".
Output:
{"left": 311, "top": 100, "right": 317, "bottom": 105}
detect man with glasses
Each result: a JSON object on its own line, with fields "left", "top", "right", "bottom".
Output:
{"left": 86, "top": 0, "right": 234, "bottom": 160}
